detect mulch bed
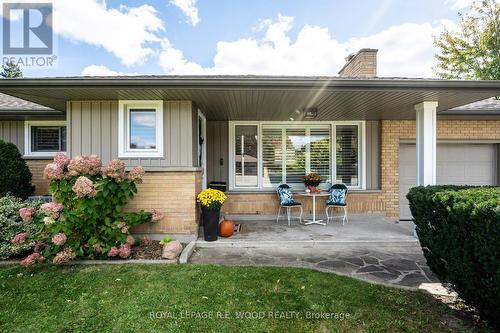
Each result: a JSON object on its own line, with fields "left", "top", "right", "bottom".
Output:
{"left": 131, "top": 240, "right": 164, "bottom": 260}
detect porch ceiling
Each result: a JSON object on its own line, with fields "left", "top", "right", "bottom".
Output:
{"left": 0, "top": 76, "right": 499, "bottom": 120}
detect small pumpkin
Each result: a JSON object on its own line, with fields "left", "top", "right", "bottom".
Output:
{"left": 219, "top": 219, "right": 235, "bottom": 237}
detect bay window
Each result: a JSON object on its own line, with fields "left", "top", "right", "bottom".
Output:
{"left": 230, "top": 121, "right": 363, "bottom": 190}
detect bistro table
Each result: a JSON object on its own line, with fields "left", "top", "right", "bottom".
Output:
{"left": 298, "top": 192, "right": 330, "bottom": 225}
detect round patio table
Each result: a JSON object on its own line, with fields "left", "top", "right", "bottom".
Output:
{"left": 298, "top": 192, "right": 330, "bottom": 225}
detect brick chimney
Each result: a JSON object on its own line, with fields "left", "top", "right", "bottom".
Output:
{"left": 338, "top": 48, "right": 378, "bottom": 78}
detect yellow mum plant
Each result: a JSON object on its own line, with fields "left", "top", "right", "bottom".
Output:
{"left": 197, "top": 188, "right": 227, "bottom": 210}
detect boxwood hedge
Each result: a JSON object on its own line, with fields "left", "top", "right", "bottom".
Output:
{"left": 407, "top": 185, "right": 499, "bottom": 328}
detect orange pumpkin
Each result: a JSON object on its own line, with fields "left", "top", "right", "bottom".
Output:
{"left": 219, "top": 219, "right": 235, "bottom": 237}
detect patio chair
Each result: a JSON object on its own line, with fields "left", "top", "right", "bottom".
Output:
{"left": 325, "top": 183, "right": 348, "bottom": 225}
{"left": 276, "top": 184, "right": 303, "bottom": 226}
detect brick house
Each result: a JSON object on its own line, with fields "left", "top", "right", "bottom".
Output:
{"left": 0, "top": 49, "right": 499, "bottom": 238}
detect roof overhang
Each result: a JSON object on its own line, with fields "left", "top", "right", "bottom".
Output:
{"left": 0, "top": 76, "right": 499, "bottom": 120}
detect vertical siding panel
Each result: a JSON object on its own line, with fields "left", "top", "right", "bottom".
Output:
{"left": 170, "top": 101, "right": 180, "bottom": 166}
{"left": 162, "top": 101, "right": 171, "bottom": 166}
{"left": 91, "top": 101, "right": 101, "bottom": 155}
{"left": 179, "top": 101, "right": 192, "bottom": 166}
{"left": 66, "top": 101, "right": 72, "bottom": 156}
{"left": 17, "top": 121, "right": 24, "bottom": 154}
{"left": 81, "top": 102, "right": 91, "bottom": 155}
{"left": 110, "top": 101, "right": 119, "bottom": 159}
{"left": 100, "top": 102, "right": 111, "bottom": 163}
{"left": 71, "top": 102, "right": 82, "bottom": 156}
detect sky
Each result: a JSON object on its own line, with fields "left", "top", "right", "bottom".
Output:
{"left": 0, "top": 0, "right": 481, "bottom": 78}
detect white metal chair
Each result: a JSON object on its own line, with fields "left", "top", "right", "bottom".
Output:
{"left": 276, "top": 184, "right": 303, "bottom": 226}
{"left": 325, "top": 183, "right": 348, "bottom": 225}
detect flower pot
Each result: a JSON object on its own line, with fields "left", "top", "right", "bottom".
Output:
{"left": 201, "top": 207, "right": 220, "bottom": 241}
{"left": 219, "top": 219, "right": 235, "bottom": 237}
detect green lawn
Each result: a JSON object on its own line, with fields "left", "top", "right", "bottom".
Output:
{"left": 0, "top": 264, "right": 484, "bottom": 333}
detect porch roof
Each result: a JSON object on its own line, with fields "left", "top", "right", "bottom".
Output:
{"left": 0, "top": 75, "right": 499, "bottom": 120}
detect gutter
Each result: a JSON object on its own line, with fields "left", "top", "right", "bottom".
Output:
{"left": 0, "top": 77, "right": 499, "bottom": 91}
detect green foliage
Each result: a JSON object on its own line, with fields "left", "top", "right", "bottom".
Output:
{"left": 159, "top": 236, "right": 174, "bottom": 245}
{"left": 434, "top": 0, "right": 500, "bottom": 81}
{"left": 0, "top": 140, "right": 35, "bottom": 199}
{"left": 0, "top": 195, "right": 40, "bottom": 259}
{"left": 0, "top": 61, "right": 23, "bottom": 78}
{"left": 27, "top": 156, "right": 153, "bottom": 262}
{"left": 407, "top": 185, "right": 500, "bottom": 328}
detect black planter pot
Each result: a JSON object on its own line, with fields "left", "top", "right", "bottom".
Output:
{"left": 201, "top": 207, "right": 220, "bottom": 241}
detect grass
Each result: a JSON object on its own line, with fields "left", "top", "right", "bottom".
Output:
{"left": 0, "top": 264, "right": 486, "bottom": 333}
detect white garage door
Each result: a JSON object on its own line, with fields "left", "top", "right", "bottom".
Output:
{"left": 399, "top": 143, "right": 497, "bottom": 220}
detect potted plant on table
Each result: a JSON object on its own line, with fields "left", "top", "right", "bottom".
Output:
{"left": 304, "top": 173, "right": 322, "bottom": 193}
{"left": 197, "top": 188, "right": 227, "bottom": 241}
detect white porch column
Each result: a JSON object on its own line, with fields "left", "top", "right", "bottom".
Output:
{"left": 415, "top": 101, "right": 438, "bottom": 185}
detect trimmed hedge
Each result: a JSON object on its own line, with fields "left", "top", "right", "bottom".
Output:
{"left": 407, "top": 185, "right": 500, "bottom": 328}
{"left": 0, "top": 140, "right": 34, "bottom": 199}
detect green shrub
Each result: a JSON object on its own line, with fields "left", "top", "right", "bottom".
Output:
{"left": 17, "top": 154, "right": 163, "bottom": 265}
{"left": 0, "top": 195, "right": 40, "bottom": 259}
{"left": 407, "top": 185, "right": 500, "bottom": 328}
{"left": 0, "top": 140, "right": 35, "bottom": 199}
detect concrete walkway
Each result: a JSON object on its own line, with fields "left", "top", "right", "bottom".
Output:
{"left": 190, "top": 244, "right": 439, "bottom": 289}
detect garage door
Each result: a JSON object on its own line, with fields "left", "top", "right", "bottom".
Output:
{"left": 399, "top": 143, "right": 497, "bottom": 220}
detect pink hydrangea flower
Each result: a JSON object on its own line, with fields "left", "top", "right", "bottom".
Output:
{"left": 117, "top": 221, "right": 128, "bottom": 234}
{"left": 34, "top": 241, "right": 44, "bottom": 253}
{"left": 108, "top": 247, "right": 120, "bottom": 257}
{"left": 72, "top": 176, "right": 97, "bottom": 198}
{"left": 11, "top": 232, "right": 28, "bottom": 245}
{"left": 53, "top": 153, "right": 70, "bottom": 167}
{"left": 19, "top": 207, "right": 35, "bottom": 222}
{"left": 20, "top": 252, "right": 44, "bottom": 267}
{"left": 151, "top": 209, "right": 164, "bottom": 222}
{"left": 41, "top": 202, "right": 64, "bottom": 218}
{"left": 126, "top": 235, "right": 135, "bottom": 246}
{"left": 102, "top": 159, "right": 126, "bottom": 181}
{"left": 67, "top": 156, "right": 90, "bottom": 176}
{"left": 93, "top": 243, "right": 103, "bottom": 254}
{"left": 87, "top": 155, "right": 102, "bottom": 175}
{"left": 119, "top": 243, "right": 132, "bottom": 258}
{"left": 52, "top": 233, "right": 67, "bottom": 246}
{"left": 127, "top": 166, "right": 145, "bottom": 183}
{"left": 43, "top": 163, "right": 64, "bottom": 180}
{"left": 52, "top": 248, "right": 75, "bottom": 265}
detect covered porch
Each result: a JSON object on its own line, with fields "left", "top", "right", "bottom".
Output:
{"left": 197, "top": 214, "right": 417, "bottom": 247}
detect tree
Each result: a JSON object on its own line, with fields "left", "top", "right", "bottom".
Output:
{"left": 434, "top": 0, "right": 500, "bottom": 80}
{"left": 0, "top": 61, "right": 23, "bottom": 78}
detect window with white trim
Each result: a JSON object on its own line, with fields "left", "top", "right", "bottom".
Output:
{"left": 25, "top": 121, "right": 66, "bottom": 156}
{"left": 230, "top": 122, "right": 364, "bottom": 190}
{"left": 118, "top": 100, "right": 164, "bottom": 158}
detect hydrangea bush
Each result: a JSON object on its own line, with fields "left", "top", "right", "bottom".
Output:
{"left": 14, "top": 154, "right": 163, "bottom": 266}
{"left": 0, "top": 195, "right": 40, "bottom": 259}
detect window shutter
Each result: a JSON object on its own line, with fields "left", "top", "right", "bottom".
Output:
{"left": 285, "top": 128, "right": 306, "bottom": 184}
{"left": 262, "top": 127, "right": 283, "bottom": 187}
{"left": 336, "top": 125, "right": 359, "bottom": 186}
{"left": 310, "top": 127, "right": 331, "bottom": 183}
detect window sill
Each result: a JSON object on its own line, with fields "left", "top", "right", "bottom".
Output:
{"left": 23, "top": 155, "right": 59, "bottom": 160}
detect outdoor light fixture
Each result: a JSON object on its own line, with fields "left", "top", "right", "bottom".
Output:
{"left": 303, "top": 108, "right": 318, "bottom": 119}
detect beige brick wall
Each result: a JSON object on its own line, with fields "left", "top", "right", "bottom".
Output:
{"left": 129, "top": 171, "right": 202, "bottom": 235}
{"left": 381, "top": 120, "right": 500, "bottom": 218}
{"left": 25, "top": 159, "right": 52, "bottom": 195}
{"left": 222, "top": 191, "right": 385, "bottom": 216}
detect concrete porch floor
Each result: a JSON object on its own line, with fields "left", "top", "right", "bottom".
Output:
{"left": 196, "top": 214, "right": 417, "bottom": 247}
